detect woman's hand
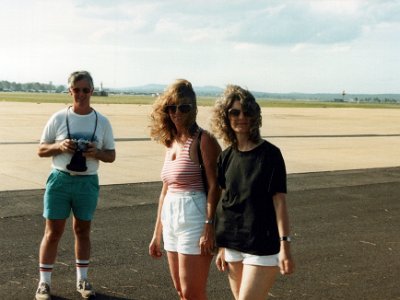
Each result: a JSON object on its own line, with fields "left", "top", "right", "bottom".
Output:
{"left": 149, "top": 236, "right": 163, "bottom": 259}
{"left": 215, "top": 248, "right": 227, "bottom": 272}
{"left": 279, "top": 244, "right": 295, "bottom": 275}
{"left": 199, "top": 224, "right": 215, "bottom": 255}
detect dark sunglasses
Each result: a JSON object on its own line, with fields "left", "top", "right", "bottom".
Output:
{"left": 166, "top": 104, "right": 193, "bottom": 113}
{"left": 228, "top": 108, "right": 253, "bottom": 117}
{"left": 71, "top": 87, "right": 92, "bottom": 94}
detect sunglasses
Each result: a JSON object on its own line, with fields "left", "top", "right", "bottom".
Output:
{"left": 71, "top": 87, "right": 92, "bottom": 94}
{"left": 228, "top": 108, "right": 253, "bottom": 117}
{"left": 166, "top": 104, "right": 193, "bottom": 113}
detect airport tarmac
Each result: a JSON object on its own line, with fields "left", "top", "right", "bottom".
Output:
{"left": 1, "top": 168, "right": 399, "bottom": 299}
{"left": 1, "top": 102, "right": 400, "bottom": 191}
{"left": 0, "top": 102, "right": 399, "bottom": 299}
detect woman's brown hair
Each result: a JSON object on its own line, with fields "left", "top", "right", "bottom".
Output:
{"left": 150, "top": 79, "right": 198, "bottom": 147}
{"left": 210, "top": 85, "right": 261, "bottom": 148}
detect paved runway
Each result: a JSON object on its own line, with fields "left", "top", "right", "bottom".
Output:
{"left": 1, "top": 167, "right": 400, "bottom": 299}
{"left": 1, "top": 102, "right": 399, "bottom": 299}
{"left": 1, "top": 102, "right": 400, "bottom": 191}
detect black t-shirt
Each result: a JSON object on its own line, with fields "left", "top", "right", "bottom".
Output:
{"left": 215, "top": 140, "right": 287, "bottom": 255}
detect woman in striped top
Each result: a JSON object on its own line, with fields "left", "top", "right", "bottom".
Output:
{"left": 149, "top": 79, "right": 221, "bottom": 299}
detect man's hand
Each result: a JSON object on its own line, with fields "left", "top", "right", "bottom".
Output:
{"left": 59, "top": 139, "right": 76, "bottom": 153}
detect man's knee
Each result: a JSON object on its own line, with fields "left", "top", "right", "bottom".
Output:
{"left": 44, "top": 228, "right": 64, "bottom": 243}
{"left": 73, "top": 222, "right": 91, "bottom": 239}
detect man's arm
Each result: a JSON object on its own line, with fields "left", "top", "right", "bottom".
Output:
{"left": 38, "top": 139, "right": 75, "bottom": 157}
{"left": 93, "top": 149, "right": 116, "bottom": 163}
{"left": 83, "top": 142, "right": 115, "bottom": 163}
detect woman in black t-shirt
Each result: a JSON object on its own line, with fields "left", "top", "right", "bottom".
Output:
{"left": 210, "top": 85, "right": 294, "bottom": 299}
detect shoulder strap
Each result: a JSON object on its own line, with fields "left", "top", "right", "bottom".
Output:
{"left": 66, "top": 106, "right": 98, "bottom": 141}
{"left": 197, "top": 129, "right": 204, "bottom": 166}
{"left": 197, "top": 129, "right": 208, "bottom": 194}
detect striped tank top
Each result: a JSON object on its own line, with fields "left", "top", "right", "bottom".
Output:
{"left": 161, "top": 135, "right": 205, "bottom": 193}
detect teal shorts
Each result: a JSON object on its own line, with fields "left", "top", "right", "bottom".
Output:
{"left": 43, "top": 169, "right": 99, "bottom": 221}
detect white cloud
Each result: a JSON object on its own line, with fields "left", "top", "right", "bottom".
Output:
{"left": 0, "top": 0, "right": 399, "bottom": 93}
{"left": 308, "top": 0, "right": 363, "bottom": 15}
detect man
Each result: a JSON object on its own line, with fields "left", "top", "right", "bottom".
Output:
{"left": 35, "top": 71, "right": 116, "bottom": 300}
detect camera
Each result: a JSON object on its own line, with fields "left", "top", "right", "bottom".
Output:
{"left": 75, "top": 138, "right": 90, "bottom": 152}
{"left": 66, "top": 139, "right": 90, "bottom": 172}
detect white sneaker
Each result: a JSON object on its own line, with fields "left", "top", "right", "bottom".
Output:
{"left": 35, "top": 282, "right": 51, "bottom": 300}
{"left": 77, "top": 279, "right": 95, "bottom": 298}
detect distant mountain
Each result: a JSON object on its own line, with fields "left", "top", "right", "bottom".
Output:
{"left": 2, "top": 78, "right": 398, "bottom": 103}
{"left": 106, "top": 84, "right": 400, "bottom": 102}
{"left": 121, "top": 84, "right": 166, "bottom": 93}
{"left": 112, "top": 84, "right": 224, "bottom": 96}
{"left": 251, "top": 92, "right": 400, "bottom": 102}
{"left": 195, "top": 85, "right": 224, "bottom": 96}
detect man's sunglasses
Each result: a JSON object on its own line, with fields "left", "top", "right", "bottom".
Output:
{"left": 228, "top": 108, "right": 254, "bottom": 117}
{"left": 71, "top": 87, "right": 92, "bottom": 94}
{"left": 166, "top": 104, "right": 193, "bottom": 113}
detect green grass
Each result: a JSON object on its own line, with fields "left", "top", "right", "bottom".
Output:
{"left": 1, "top": 92, "right": 399, "bottom": 109}
{"left": 0, "top": 92, "right": 154, "bottom": 105}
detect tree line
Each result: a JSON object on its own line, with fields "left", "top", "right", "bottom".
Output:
{"left": 1, "top": 80, "right": 399, "bottom": 104}
{"left": 0, "top": 80, "right": 66, "bottom": 93}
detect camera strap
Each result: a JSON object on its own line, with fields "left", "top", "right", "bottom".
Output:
{"left": 66, "top": 106, "right": 98, "bottom": 142}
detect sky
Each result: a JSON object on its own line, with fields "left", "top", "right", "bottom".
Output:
{"left": 0, "top": 0, "right": 399, "bottom": 94}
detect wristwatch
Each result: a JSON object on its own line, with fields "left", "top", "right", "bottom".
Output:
{"left": 280, "top": 236, "right": 292, "bottom": 242}
{"left": 204, "top": 219, "right": 214, "bottom": 224}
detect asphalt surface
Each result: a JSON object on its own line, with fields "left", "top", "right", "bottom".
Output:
{"left": 1, "top": 167, "right": 400, "bottom": 300}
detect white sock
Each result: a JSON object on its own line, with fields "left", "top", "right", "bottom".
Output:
{"left": 39, "top": 263, "right": 53, "bottom": 286}
{"left": 76, "top": 259, "right": 89, "bottom": 283}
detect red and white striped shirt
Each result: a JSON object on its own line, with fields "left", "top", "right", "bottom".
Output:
{"left": 161, "top": 136, "right": 205, "bottom": 193}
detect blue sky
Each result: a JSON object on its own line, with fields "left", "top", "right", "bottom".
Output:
{"left": 1, "top": 0, "right": 399, "bottom": 93}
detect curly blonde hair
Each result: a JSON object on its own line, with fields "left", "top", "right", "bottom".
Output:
{"left": 150, "top": 79, "right": 198, "bottom": 147}
{"left": 210, "top": 85, "right": 261, "bottom": 148}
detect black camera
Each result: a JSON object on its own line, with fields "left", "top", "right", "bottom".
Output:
{"left": 66, "top": 139, "right": 90, "bottom": 172}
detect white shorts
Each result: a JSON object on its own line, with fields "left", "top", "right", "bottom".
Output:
{"left": 161, "top": 191, "right": 206, "bottom": 255}
{"left": 224, "top": 248, "right": 279, "bottom": 266}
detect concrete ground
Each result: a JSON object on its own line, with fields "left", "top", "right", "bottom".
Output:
{"left": 0, "top": 102, "right": 399, "bottom": 299}
{"left": 1, "top": 168, "right": 399, "bottom": 299}
{"left": 1, "top": 102, "right": 400, "bottom": 191}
